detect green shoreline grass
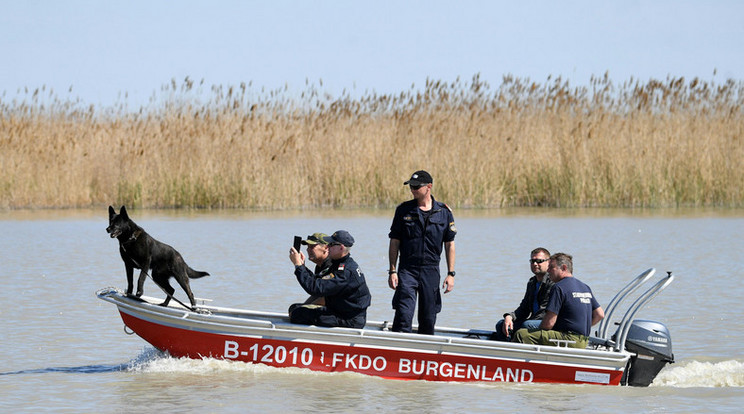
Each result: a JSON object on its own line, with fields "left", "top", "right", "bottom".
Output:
{"left": 1, "top": 74, "right": 742, "bottom": 210}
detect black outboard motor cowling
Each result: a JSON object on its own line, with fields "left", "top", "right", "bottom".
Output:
{"left": 620, "top": 319, "right": 675, "bottom": 386}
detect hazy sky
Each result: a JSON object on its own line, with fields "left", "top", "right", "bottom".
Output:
{"left": 2, "top": 0, "right": 742, "bottom": 106}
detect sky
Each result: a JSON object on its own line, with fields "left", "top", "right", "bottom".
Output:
{"left": 2, "top": 0, "right": 743, "bottom": 107}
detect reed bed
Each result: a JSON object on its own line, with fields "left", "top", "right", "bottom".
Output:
{"left": 1, "top": 74, "right": 742, "bottom": 209}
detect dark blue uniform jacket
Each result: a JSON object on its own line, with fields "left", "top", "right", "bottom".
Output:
{"left": 295, "top": 254, "right": 371, "bottom": 319}
{"left": 388, "top": 196, "right": 456, "bottom": 267}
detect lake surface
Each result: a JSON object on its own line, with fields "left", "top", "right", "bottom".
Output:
{"left": 1, "top": 208, "right": 743, "bottom": 412}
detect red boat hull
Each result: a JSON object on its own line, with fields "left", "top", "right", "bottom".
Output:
{"left": 121, "top": 310, "right": 624, "bottom": 385}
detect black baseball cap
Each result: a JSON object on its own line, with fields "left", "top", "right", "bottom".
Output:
{"left": 322, "top": 230, "right": 355, "bottom": 247}
{"left": 403, "top": 170, "right": 433, "bottom": 186}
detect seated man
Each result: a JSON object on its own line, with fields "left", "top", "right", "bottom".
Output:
{"left": 288, "top": 230, "right": 371, "bottom": 328}
{"left": 287, "top": 232, "right": 331, "bottom": 314}
{"left": 513, "top": 253, "right": 604, "bottom": 349}
{"left": 491, "top": 247, "right": 554, "bottom": 341}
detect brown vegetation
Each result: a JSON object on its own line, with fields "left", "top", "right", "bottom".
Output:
{"left": 1, "top": 74, "right": 742, "bottom": 209}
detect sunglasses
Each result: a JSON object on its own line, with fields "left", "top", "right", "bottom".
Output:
{"left": 409, "top": 184, "right": 424, "bottom": 190}
{"left": 529, "top": 258, "right": 549, "bottom": 264}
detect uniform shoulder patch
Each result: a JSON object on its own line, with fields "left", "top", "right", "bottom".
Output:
{"left": 449, "top": 221, "right": 457, "bottom": 233}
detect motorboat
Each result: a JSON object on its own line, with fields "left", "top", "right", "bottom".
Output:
{"left": 96, "top": 268, "right": 674, "bottom": 386}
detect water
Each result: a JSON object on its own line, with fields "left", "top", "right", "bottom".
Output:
{"left": 1, "top": 208, "right": 743, "bottom": 412}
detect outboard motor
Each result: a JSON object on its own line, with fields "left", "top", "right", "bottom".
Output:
{"left": 620, "top": 319, "right": 675, "bottom": 386}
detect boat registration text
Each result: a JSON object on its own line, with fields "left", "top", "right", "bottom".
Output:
{"left": 223, "top": 339, "right": 534, "bottom": 382}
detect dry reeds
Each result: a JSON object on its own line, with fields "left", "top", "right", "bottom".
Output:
{"left": 1, "top": 74, "right": 742, "bottom": 209}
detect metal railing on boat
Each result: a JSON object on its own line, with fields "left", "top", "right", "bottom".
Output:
{"left": 614, "top": 273, "right": 674, "bottom": 352}
{"left": 597, "top": 268, "right": 656, "bottom": 339}
{"left": 589, "top": 270, "right": 674, "bottom": 352}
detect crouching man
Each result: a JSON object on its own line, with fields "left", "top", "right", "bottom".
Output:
{"left": 288, "top": 230, "right": 371, "bottom": 329}
{"left": 514, "top": 253, "right": 604, "bottom": 348}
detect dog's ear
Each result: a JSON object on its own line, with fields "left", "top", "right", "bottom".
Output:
{"left": 108, "top": 205, "right": 115, "bottom": 218}
{"left": 120, "top": 205, "right": 129, "bottom": 219}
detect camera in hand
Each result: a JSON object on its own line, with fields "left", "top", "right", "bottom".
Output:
{"left": 293, "top": 236, "right": 302, "bottom": 252}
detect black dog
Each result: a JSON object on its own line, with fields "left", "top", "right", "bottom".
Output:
{"left": 106, "top": 205, "right": 209, "bottom": 309}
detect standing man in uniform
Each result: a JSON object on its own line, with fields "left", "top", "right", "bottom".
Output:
{"left": 388, "top": 170, "right": 457, "bottom": 335}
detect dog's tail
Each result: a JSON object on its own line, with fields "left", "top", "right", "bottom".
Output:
{"left": 187, "top": 267, "right": 210, "bottom": 279}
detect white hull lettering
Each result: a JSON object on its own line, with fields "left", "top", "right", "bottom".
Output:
{"left": 224, "top": 340, "right": 239, "bottom": 358}
{"left": 225, "top": 341, "right": 535, "bottom": 382}
{"left": 223, "top": 340, "right": 313, "bottom": 366}
{"left": 331, "top": 352, "right": 387, "bottom": 372}
{"left": 398, "top": 358, "right": 534, "bottom": 382}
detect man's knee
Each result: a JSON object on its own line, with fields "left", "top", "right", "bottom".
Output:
{"left": 290, "top": 305, "right": 321, "bottom": 325}
{"left": 490, "top": 320, "right": 509, "bottom": 341}
{"left": 513, "top": 327, "right": 532, "bottom": 343}
{"left": 514, "top": 327, "right": 549, "bottom": 344}
{"left": 288, "top": 303, "right": 302, "bottom": 315}
{"left": 520, "top": 319, "right": 542, "bottom": 331}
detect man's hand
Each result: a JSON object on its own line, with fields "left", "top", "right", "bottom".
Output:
{"left": 442, "top": 274, "right": 454, "bottom": 293}
{"left": 388, "top": 272, "right": 398, "bottom": 290}
{"left": 289, "top": 247, "right": 305, "bottom": 266}
{"left": 503, "top": 315, "right": 514, "bottom": 336}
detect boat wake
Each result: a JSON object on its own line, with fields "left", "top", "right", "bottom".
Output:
{"left": 126, "top": 347, "right": 329, "bottom": 378}
{"left": 126, "top": 348, "right": 744, "bottom": 387}
{"left": 651, "top": 360, "right": 744, "bottom": 387}
{"left": 0, "top": 362, "right": 128, "bottom": 375}
{"left": 8, "top": 346, "right": 740, "bottom": 389}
